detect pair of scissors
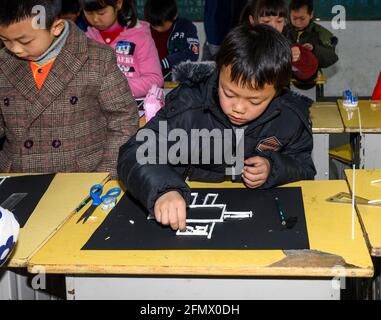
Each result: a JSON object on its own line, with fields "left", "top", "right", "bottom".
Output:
{"left": 77, "top": 184, "right": 121, "bottom": 224}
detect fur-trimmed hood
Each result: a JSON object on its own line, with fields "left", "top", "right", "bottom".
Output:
{"left": 172, "top": 61, "right": 217, "bottom": 84}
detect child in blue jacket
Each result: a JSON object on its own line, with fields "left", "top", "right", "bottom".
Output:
{"left": 144, "top": 0, "right": 199, "bottom": 78}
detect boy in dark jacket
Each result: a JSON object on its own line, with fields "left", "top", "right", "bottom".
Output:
{"left": 284, "top": 0, "right": 338, "bottom": 69}
{"left": 118, "top": 24, "right": 316, "bottom": 231}
{"left": 144, "top": 0, "right": 199, "bottom": 78}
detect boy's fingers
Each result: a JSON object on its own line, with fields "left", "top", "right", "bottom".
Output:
{"left": 242, "top": 176, "right": 264, "bottom": 189}
{"left": 168, "top": 203, "right": 181, "bottom": 230}
{"left": 244, "top": 164, "right": 265, "bottom": 176}
{"left": 242, "top": 170, "right": 266, "bottom": 184}
{"left": 177, "top": 203, "right": 187, "bottom": 231}
{"left": 169, "top": 210, "right": 179, "bottom": 231}
{"left": 242, "top": 176, "right": 255, "bottom": 188}
{"left": 244, "top": 156, "right": 263, "bottom": 166}
{"left": 161, "top": 208, "right": 170, "bottom": 226}
{"left": 155, "top": 208, "right": 162, "bottom": 223}
{"left": 246, "top": 156, "right": 269, "bottom": 166}
{"left": 244, "top": 158, "right": 255, "bottom": 166}
{"left": 244, "top": 172, "right": 268, "bottom": 183}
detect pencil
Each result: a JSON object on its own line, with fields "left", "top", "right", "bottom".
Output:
{"left": 75, "top": 196, "right": 92, "bottom": 213}
{"left": 275, "top": 197, "right": 287, "bottom": 226}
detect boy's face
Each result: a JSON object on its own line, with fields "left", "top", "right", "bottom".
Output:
{"left": 218, "top": 66, "right": 277, "bottom": 126}
{"left": 290, "top": 6, "right": 313, "bottom": 31}
{"left": 151, "top": 20, "right": 174, "bottom": 33}
{"left": 0, "top": 18, "right": 65, "bottom": 61}
{"left": 254, "top": 15, "right": 286, "bottom": 33}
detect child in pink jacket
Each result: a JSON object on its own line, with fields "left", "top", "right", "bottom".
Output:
{"left": 81, "top": 0, "right": 164, "bottom": 99}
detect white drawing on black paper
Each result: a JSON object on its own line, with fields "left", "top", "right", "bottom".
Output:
{"left": 176, "top": 193, "right": 253, "bottom": 239}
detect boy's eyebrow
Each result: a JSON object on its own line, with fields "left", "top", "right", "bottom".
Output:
{"left": 223, "top": 85, "right": 261, "bottom": 100}
{"left": 14, "top": 35, "right": 31, "bottom": 41}
{"left": 0, "top": 35, "right": 30, "bottom": 41}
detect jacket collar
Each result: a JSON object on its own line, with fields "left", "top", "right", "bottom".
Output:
{"left": 0, "top": 21, "right": 89, "bottom": 125}
{"left": 293, "top": 21, "right": 315, "bottom": 35}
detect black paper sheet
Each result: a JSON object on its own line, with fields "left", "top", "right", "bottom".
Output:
{"left": 83, "top": 187, "right": 310, "bottom": 251}
{"left": 0, "top": 174, "right": 55, "bottom": 228}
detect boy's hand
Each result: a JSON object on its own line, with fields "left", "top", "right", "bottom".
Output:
{"left": 154, "top": 191, "right": 187, "bottom": 231}
{"left": 242, "top": 156, "right": 271, "bottom": 189}
{"left": 303, "top": 43, "right": 314, "bottom": 51}
{"left": 291, "top": 46, "right": 301, "bottom": 62}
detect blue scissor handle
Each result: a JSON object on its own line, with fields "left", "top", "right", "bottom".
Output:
{"left": 101, "top": 188, "right": 122, "bottom": 202}
{"left": 90, "top": 185, "right": 122, "bottom": 206}
{"left": 90, "top": 184, "right": 104, "bottom": 206}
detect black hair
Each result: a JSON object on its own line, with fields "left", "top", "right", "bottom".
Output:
{"left": 0, "top": 0, "right": 62, "bottom": 28}
{"left": 61, "top": 0, "right": 81, "bottom": 15}
{"left": 289, "top": 0, "right": 314, "bottom": 14}
{"left": 80, "top": 0, "right": 137, "bottom": 28}
{"left": 144, "top": 0, "right": 177, "bottom": 26}
{"left": 239, "top": 3, "right": 252, "bottom": 25}
{"left": 250, "top": 0, "right": 288, "bottom": 24}
{"left": 216, "top": 24, "right": 292, "bottom": 93}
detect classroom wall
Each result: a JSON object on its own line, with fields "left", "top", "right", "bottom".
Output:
{"left": 319, "top": 21, "right": 381, "bottom": 97}
{"left": 194, "top": 21, "right": 381, "bottom": 97}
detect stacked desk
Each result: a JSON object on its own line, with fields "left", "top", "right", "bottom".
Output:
{"left": 345, "top": 169, "right": 381, "bottom": 299}
{"left": 338, "top": 100, "right": 381, "bottom": 169}
{"left": 311, "top": 102, "right": 344, "bottom": 179}
{"left": 28, "top": 180, "right": 373, "bottom": 300}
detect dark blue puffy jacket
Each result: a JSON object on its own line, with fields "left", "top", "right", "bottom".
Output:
{"left": 118, "top": 62, "right": 316, "bottom": 214}
{"left": 160, "top": 17, "right": 200, "bottom": 71}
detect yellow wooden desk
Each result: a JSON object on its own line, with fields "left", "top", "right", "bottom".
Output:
{"left": 0, "top": 173, "right": 109, "bottom": 300}
{"left": 338, "top": 100, "right": 381, "bottom": 169}
{"left": 344, "top": 169, "right": 381, "bottom": 300}
{"left": 338, "top": 100, "right": 381, "bottom": 133}
{"left": 344, "top": 170, "right": 381, "bottom": 257}
{"left": 310, "top": 102, "right": 345, "bottom": 180}
{"left": 28, "top": 180, "right": 372, "bottom": 300}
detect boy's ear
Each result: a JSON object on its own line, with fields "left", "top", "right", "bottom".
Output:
{"left": 51, "top": 19, "right": 66, "bottom": 37}
{"left": 310, "top": 11, "right": 314, "bottom": 19}
{"left": 249, "top": 15, "right": 255, "bottom": 26}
